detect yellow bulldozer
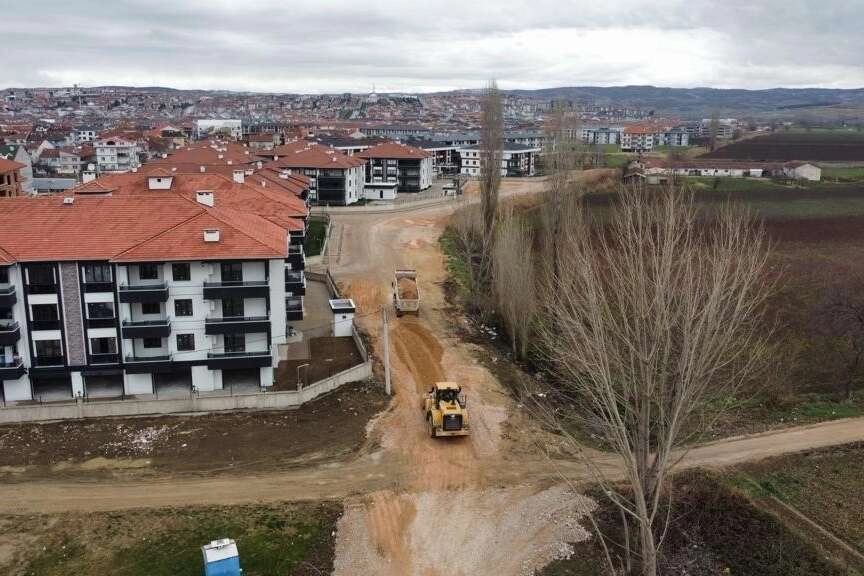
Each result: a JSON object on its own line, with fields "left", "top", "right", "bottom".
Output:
{"left": 422, "top": 381, "right": 470, "bottom": 438}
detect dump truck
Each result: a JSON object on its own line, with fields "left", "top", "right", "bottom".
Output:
{"left": 422, "top": 381, "right": 470, "bottom": 437}
{"left": 393, "top": 269, "right": 420, "bottom": 317}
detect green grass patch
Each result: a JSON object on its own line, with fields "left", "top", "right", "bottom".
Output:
{"left": 303, "top": 218, "right": 328, "bottom": 257}
{"left": 6, "top": 502, "right": 340, "bottom": 576}
{"left": 439, "top": 229, "right": 472, "bottom": 298}
{"left": 821, "top": 166, "right": 864, "bottom": 181}
{"left": 733, "top": 443, "right": 864, "bottom": 555}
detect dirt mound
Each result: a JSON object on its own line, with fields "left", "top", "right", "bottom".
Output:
{"left": 397, "top": 276, "right": 419, "bottom": 299}
{"left": 333, "top": 486, "right": 597, "bottom": 576}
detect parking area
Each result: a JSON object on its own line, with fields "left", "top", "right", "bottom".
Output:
{"left": 221, "top": 368, "right": 261, "bottom": 394}
{"left": 85, "top": 374, "right": 124, "bottom": 399}
{"left": 154, "top": 370, "right": 193, "bottom": 399}
{"left": 32, "top": 376, "right": 72, "bottom": 402}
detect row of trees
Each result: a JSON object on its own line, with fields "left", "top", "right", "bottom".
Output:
{"left": 450, "top": 83, "right": 776, "bottom": 576}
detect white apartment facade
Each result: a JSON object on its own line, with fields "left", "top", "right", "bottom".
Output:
{"left": 95, "top": 137, "right": 141, "bottom": 173}
{"left": 0, "top": 194, "right": 305, "bottom": 403}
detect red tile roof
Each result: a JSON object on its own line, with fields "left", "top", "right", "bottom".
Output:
{"left": 0, "top": 195, "right": 289, "bottom": 263}
{"left": 0, "top": 157, "right": 25, "bottom": 174}
{"left": 266, "top": 145, "right": 365, "bottom": 170}
{"left": 357, "top": 141, "right": 431, "bottom": 160}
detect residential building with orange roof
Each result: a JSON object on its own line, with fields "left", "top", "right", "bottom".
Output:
{"left": 0, "top": 157, "right": 25, "bottom": 197}
{"left": 357, "top": 141, "right": 433, "bottom": 199}
{"left": 0, "top": 191, "right": 306, "bottom": 405}
{"left": 263, "top": 143, "right": 366, "bottom": 205}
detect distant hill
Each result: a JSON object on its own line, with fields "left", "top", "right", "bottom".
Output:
{"left": 501, "top": 86, "right": 864, "bottom": 118}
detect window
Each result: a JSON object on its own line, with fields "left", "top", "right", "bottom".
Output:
{"left": 141, "top": 302, "right": 161, "bottom": 315}
{"left": 220, "top": 262, "right": 243, "bottom": 283}
{"left": 224, "top": 333, "right": 245, "bottom": 353}
{"left": 90, "top": 337, "right": 117, "bottom": 355}
{"left": 35, "top": 339, "right": 62, "bottom": 358}
{"left": 0, "top": 267, "right": 8, "bottom": 284}
{"left": 222, "top": 297, "right": 244, "bottom": 318}
{"left": 31, "top": 304, "right": 58, "bottom": 321}
{"left": 172, "top": 263, "right": 191, "bottom": 282}
{"left": 176, "top": 334, "right": 195, "bottom": 351}
{"left": 174, "top": 299, "right": 193, "bottom": 317}
{"left": 83, "top": 264, "right": 112, "bottom": 283}
{"left": 139, "top": 264, "right": 159, "bottom": 280}
{"left": 27, "top": 264, "right": 54, "bottom": 285}
{"left": 142, "top": 337, "right": 162, "bottom": 349}
{"left": 87, "top": 301, "right": 114, "bottom": 319}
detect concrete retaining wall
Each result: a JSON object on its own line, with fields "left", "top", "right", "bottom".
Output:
{"left": 0, "top": 361, "right": 372, "bottom": 424}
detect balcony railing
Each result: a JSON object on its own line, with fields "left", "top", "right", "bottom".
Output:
{"left": 0, "top": 321, "right": 20, "bottom": 345}
{"left": 118, "top": 282, "right": 169, "bottom": 303}
{"left": 0, "top": 357, "right": 25, "bottom": 379}
{"left": 286, "top": 297, "right": 304, "bottom": 321}
{"left": 88, "top": 353, "right": 120, "bottom": 365}
{"left": 125, "top": 354, "right": 172, "bottom": 363}
{"left": 204, "top": 316, "right": 270, "bottom": 335}
{"left": 32, "top": 356, "right": 64, "bottom": 367}
{"left": 206, "top": 349, "right": 272, "bottom": 369}
{"left": 27, "top": 283, "right": 58, "bottom": 295}
{"left": 83, "top": 281, "right": 114, "bottom": 293}
{"left": 121, "top": 318, "right": 171, "bottom": 338}
{"left": 285, "top": 271, "right": 306, "bottom": 295}
{"left": 203, "top": 280, "right": 269, "bottom": 299}
{"left": 0, "top": 285, "right": 16, "bottom": 306}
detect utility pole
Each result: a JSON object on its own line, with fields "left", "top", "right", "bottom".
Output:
{"left": 382, "top": 306, "right": 392, "bottom": 395}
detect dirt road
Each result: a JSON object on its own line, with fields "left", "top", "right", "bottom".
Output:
{"left": 2, "top": 178, "right": 864, "bottom": 575}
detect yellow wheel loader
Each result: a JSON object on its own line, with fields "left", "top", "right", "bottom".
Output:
{"left": 422, "top": 381, "right": 470, "bottom": 437}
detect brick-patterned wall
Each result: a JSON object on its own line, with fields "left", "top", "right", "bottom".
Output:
{"left": 60, "top": 262, "right": 86, "bottom": 366}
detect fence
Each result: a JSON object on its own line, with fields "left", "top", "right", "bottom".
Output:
{"left": 0, "top": 361, "right": 372, "bottom": 424}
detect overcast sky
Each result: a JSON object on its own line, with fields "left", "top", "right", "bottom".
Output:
{"left": 3, "top": 0, "right": 862, "bottom": 93}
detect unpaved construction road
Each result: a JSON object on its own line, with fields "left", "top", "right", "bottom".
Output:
{"left": 2, "top": 178, "right": 864, "bottom": 576}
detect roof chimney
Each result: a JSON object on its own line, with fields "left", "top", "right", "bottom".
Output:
{"left": 218, "top": 154, "right": 224, "bottom": 160}
{"left": 232, "top": 170, "right": 245, "bottom": 184}
{"left": 62, "top": 196, "right": 74, "bottom": 205}
{"left": 203, "top": 228, "right": 220, "bottom": 242}
{"left": 200, "top": 165, "right": 206, "bottom": 172}
{"left": 196, "top": 190, "right": 215, "bottom": 207}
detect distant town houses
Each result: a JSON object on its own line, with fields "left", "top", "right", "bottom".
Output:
{"left": 625, "top": 158, "right": 822, "bottom": 184}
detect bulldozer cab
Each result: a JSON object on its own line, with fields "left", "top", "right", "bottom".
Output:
{"left": 432, "top": 382, "right": 465, "bottom": 407}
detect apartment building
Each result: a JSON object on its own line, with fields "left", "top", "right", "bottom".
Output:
{"left": 357, "top": 141, "right": 433, "bottom": 199}
{"left": 95, "top": 137, "right": 141, "bottom": 173}
{"left": 37, "top": 148, "right": 82, "bottom": 176}
{"left": 0, "top": 158, "right": 25, "bottom": 197}
{"left": 261, "top": 143, "right": 365, "bottom": 205}
{"left": 458, "top": 143, "right": 540, "bottom": 177}
{"left": 0, "top": 192, "right": 305, "bottom": 403}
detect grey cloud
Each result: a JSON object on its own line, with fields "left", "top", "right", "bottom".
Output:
{"left": 2, "top": 0, "right": 862, "bottom": 91}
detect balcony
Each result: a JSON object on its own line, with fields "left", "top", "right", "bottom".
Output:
{"left": 285, "top": 271, "right": 306, "bottom": 296}
{"left": 31, "top": 356, "right": 64, "bottom": 368}
{"left": 205, "top": 316, "right": 269, "bottom": 335}
{"left": 286, "top": 297, "right": 304, "bottom": 321}
{"left": 289, "top": 229, "right": 305, "bottom": 246}
{"left": 28, "top": 283, "right": 57, "bottom": 295}
{"left": 203, "top": 280, "right": 269, "bottom": 300}
{"left": 118, "top": 282, "right": 169, "bottom": 303}
{"left": 0, "top": 321, "right": 20, "bottom": 346}
{"left": 124, "top": 354, "right": 172, "bottom": 374}
{"left": 88, "top": 353, "right": 120, "bottom": 366}
{"left": 86, "top": 317, "right": 117, "bottom": 329}
{"left": 121, "top": 318, "right": 171, "bottom": 339}
{"left": 0, "top": 358, "right": 25, "bottom": 380}
{"left": 83, "top": 281, "right": 114, "bottom": 293}
{"left": 287, "top": 245, "right": 305, "bottom": 270}
{"left": 31, "top": 319, "right": 61, "bottom": 331}
{"left": 206, "top": 350, "right": 272, "bottom": 370}
{"left": 0, "top": 285, "right": 16, "bottom": 307}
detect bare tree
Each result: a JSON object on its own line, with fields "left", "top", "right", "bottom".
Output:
{"left": 478, "top": 80, "right": 504, "bottom": 289}
{"left": 708, "top": 112, "right": 720, "bottom": 152}
{"left": 493, "top": 208, "right": 536, "bottom": 359}
{"left": 539, "top": 101, "right": 583, "bottom": 282}
{"left": 538, "top": 186, "right": 774, "bottom": 576}
{"left": 817, "top": 277, "right": 864, "bottom": 401}
{"left": 449, "top": 200, "right": 484, "bottom": 297}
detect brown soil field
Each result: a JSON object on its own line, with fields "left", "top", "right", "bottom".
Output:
{"left": 0, "top": 380, "right": 386, "bottom": 479}
{"left": 703, "top": 132, "right": 864, "bottom": 162}
{"left": 274, "top": 336, "right": 363, "bottom": 391}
